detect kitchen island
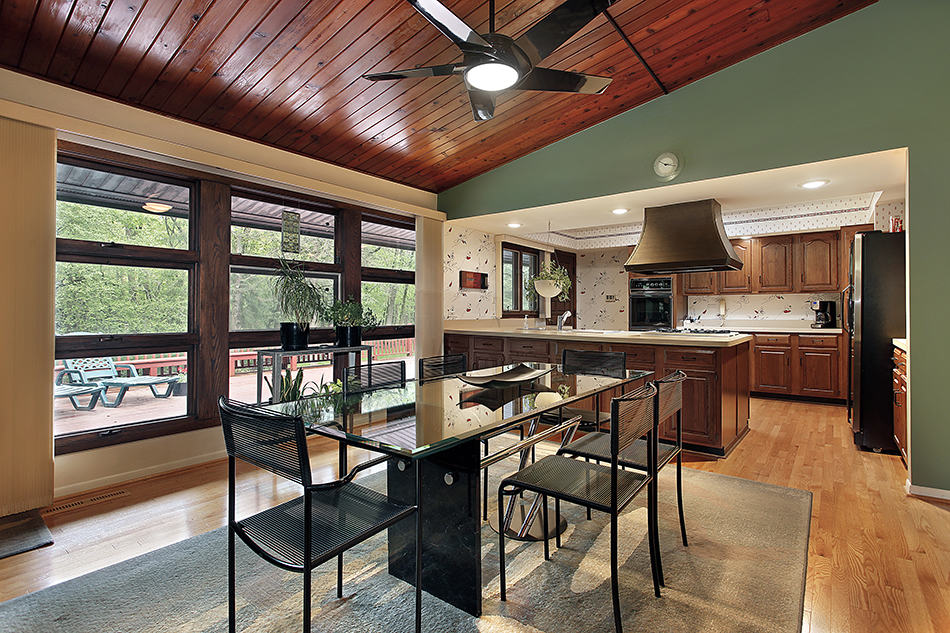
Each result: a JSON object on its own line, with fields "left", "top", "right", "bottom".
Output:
{"left": 444, "top": 326, "right": 752, "bottom": 457}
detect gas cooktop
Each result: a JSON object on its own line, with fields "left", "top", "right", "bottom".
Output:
{"left": 648, "top": 328, "right": 740, "bottom": 335}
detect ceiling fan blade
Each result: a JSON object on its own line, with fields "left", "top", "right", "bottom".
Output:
{"left": 515, "top": 0, "right": 614, "bottom": 63}
{"left": 517, "top": 67, "right": 611, "bottom": 94}
{"left": 408, "top": 0, "right": 491, "bottom": 51}
{"left": 468, "top": 90, "right": 496, "bottom": 121}
{"left": 363, "top": 63, "right": 465, "bottom": 81}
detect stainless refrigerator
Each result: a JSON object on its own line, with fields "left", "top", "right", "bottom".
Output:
{"left": 847, "top": 231, "right": 906, "bottom": 451}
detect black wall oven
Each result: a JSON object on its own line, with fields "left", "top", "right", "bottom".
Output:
{"left": 629, "top": 277, "right": 674, "bottom": 330}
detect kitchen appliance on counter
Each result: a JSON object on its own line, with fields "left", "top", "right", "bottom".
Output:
{"left": 629, "top": 277, "right": 674, "bottom": 331}
{"left": 848, "top": 231, "right": 906, "bottom": 452}
{"left": 810, "top": 300, "right": 836, "bottom": 328}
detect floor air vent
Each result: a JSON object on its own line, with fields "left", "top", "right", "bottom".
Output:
{"left": 43, "top": 489, "right": 130, "bottom": 515}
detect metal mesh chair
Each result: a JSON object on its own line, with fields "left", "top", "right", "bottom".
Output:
{"left": 561, "top": 348, "right": 627, "bottom": 378}
{"left": 344, "top": 360, "right": 406, "bottom": 393}
{"left": 498, "top": 383, "right": 662, "bottom": 633}
{"left": 559, "top": 370, "right": 689, "bottom": 562}
{"left": 418, "top": 353, "right": 467, "bottom": 383}
{"left": 219, "top": 397, "right": 422, "bottom": 633}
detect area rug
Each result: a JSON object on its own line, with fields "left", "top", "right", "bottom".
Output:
{"left": 0, "top": 510, "right": 52, "bottom": 560}
{"left": 0, "top": 467, "right": 810, "bottom": 633}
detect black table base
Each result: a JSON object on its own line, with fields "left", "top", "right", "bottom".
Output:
{"left": 487, "top": 499, "right": 568, "bottom": 542}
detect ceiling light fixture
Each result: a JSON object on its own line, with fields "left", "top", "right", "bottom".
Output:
{"left": 507, "top": 222, "right": 522, "bottom": 229}
{"left": 464, "top": 63, "right": 520, "bottom": 92}
{"left": 800, "top": 179, "right": 830, "bottom": 190}
{"left": 142, "top": 202, "right": 173, "bottom": 213}
{"left": 612, "top": 208, "right": 629, "bottom": 215}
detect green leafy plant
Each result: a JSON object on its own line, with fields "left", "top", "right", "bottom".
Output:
{"left": 321, "top": 296, "right": 381, "bottom": 329}
{"left": 524, "top": 261, "right": 572, "bottom": 302}
{"left": 273, "top": 257, "right": 322, "bottom": 326}
{"left": 264, "top": 367, "right": 305, "bottom": 402}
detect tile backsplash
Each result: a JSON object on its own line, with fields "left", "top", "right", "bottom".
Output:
{"left": 686, "top": 293, "right": 840, "bottom": 324}
{"left": 443, "top": 225, "right": 496, "bottom": 319}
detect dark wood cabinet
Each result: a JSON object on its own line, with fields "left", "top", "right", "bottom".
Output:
{"left": 663, "top": 367, "right": 719, "bottom": 446}
{"left": 893, "top": 347, "right": 908, "bottom": 465}
{"left": 798, "top": 348, "right": 838, "bottom": 396}
{"left": 471, "top": 351, "right": 505, "bottom": 370}
{"left": 754, "top": 235, "right": 796, "bottom": 293}
{"left": 839, "top": 223, "right": 873, "bottom": 291}
{"left": 683, "top": 271, "right": 718, "bottom": 295}
{"left": 719, "top": 239, "right": 752, "bottom": 293}
{"left": 753, "top": 346, "right": 793, "bottom": 393}
{"left": 798, "top": 231, "right": 838, "bottom": 291}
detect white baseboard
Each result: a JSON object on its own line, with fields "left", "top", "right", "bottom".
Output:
{"left": 905, "top": 479, "right": 950, "bottom": 502}
{"left": 53, "top": 448, "right": 227, "bottom": 499}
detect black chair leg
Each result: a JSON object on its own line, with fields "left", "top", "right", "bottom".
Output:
{"left": 585, "top": 458, "right": 592, "bottom": 521}
{"left": 646, "top": 483, "right": 661, "bottom": 598}
{"left": 303, "top": 565, "right": 311, "bottom": 633}
{"left": 228, "top": 524, "right": 236, "bottom": 633}
{"left": 498, "top": 487, "right": 507, "bottom": 602}
{"left": 337, "top": 553, "right": 343, "bottom": 598}
{"left": 610, "top": 510, "right": 624, "bottom": 633}
{"left": 676, "top": 453, "right": 688, "bottom": 547}
{"left": 554, "top": 498, "right": 561, "bottom": 549}
{"left": 541, "top": 495, "right": 550, "bottom": 561}
{"left": 649, "top": 479, "right": 665, "bottom": 589}
{"left": 483, "top": 441, "right": 489, "bottom": 521}
{"left": 415, "top": 461, "right": 423, "bottom": 633}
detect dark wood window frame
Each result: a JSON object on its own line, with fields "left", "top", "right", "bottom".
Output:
{"left": 54, "top": 143, "right": 416, "bottom": 455}
{"left": 501, "top": 242, "right": 540, "bottom": 318}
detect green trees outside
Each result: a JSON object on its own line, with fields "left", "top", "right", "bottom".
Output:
{"left": 55, "top": 201, "right": 416, "bottom": 335}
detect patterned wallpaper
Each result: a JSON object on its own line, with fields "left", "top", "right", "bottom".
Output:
{"left": 575, "top": 247, "right": 630, "bottom": 330}
{"left": 443, "top": 225, "right": 496, "bottom": 320}
{"left": 686, "top": 293, "right": 840, "bottom": 323}
{"left": 874, "top": 199, "right": 905, "bottom": 231}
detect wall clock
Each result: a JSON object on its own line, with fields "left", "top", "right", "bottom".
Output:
{"left": 654, "top": 152, "right": 681, "bottom": 181}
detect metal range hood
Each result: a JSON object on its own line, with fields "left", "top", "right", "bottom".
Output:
{"left": 623, "top": 199, "right": 742, "bottom": 274}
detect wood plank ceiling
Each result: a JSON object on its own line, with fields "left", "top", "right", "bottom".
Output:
{"left": 0, "top": 0, "right": 875, "bottom": 192}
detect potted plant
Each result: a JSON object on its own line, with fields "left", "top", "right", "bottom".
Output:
{"left": 172, "top": 371, "right": 187, "bottom": 397}
{"left": 274, "top": 258, "right": 322, "bottom": 351}
{"left": 525, "top": 261, "right": 572, "bottom": 301}
{"left": 321, "top": 296, "right": 381, "bottom": 347}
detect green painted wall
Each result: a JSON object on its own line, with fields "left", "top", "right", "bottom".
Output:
{"left": 439, "top": 0, "right": 950, "bottom": 492}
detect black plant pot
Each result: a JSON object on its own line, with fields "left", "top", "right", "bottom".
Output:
{"left": 335, "top": 326, "right": 362, "bottom": 348}
{"left": 280, "top": 322, "right": 310, "bottom": 351}
{"left": 172, "top": 382, "right": 187, "bottom": 397}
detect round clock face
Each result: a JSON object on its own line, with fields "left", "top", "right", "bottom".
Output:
{"left": 654, "top": 152, "right": 680, "bottom": 181}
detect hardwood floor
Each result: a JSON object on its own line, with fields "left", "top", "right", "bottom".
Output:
{"left": 1, "top": 398, "right": 948, "bottom": 633}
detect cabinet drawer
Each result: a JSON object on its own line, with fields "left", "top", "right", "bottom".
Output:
{"left": 444, "top": 334, "right": 471, "bottom": 354}
{"left": 472, "top": 336, "right": 504, "bottom": 352}
{"left": 556, "top": 341, "right": 604, "bottom": 354}
{"left": 664, "top": 348, "right": 717, "bottom": 369}
{"left": 798, "top": 334, "right": 838, "bottom": 348}
{"left": 607, "top": 344, "right": 656, "bottom": 365}
{"left": 506, "top": 338, "right": 550, "bottom": 356}
{"left": 754, "top": 334, "right": 791, "bottom": 347}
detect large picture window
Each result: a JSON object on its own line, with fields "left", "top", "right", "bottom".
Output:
{"left": 501, "top": 243, "right": 539, "bottom": 317}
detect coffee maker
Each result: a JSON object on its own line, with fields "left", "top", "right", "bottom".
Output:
{"left": 810, "top": 300, "right": 836, "bottom": 328}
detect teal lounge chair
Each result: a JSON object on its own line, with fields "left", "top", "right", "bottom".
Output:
{"left": 64, "top": 357, "right": 179, "bottom": 408}
{"left": 54, "top": 370, "right": 107, "bottom": 410}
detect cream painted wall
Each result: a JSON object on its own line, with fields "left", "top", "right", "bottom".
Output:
{"left": 0, "top": 117, "right": 55, "bottom": 515}
{"left": 415, "top": 216, "right": 445, "bottom": 359}
{"left": 0, "top": 72, "right": 445, "bottom": 499}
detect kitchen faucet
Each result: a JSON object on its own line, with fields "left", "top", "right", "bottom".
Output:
{"left": 557, "top": 311, "right": 572, "bottom": 331}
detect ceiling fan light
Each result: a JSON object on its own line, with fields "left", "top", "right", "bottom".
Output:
{"left": 465, "top": 63, "right": 519, "bottom": 92}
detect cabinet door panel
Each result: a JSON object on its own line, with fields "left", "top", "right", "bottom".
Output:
{"left": 754, "top": 236, "right": 795, "bottom": 293}
{"left": 683, "top": 271, "right": 717, "bottom": 294}
{"left": 472, "top": 351, "right": 505, "bottom": 370}
{"left": 799, "top": 232, "right": 838, "bottom": 291}
{"left": 799, "top": 349, "right": 838, "bottom": 396}
{"left": 720, "top": 239, "right": 752, "bottom": 293}
{"left": 753, "top": 347, "right": 793, "bottom": 393}
{"left": 662, "top": 369, "right": 718, "bottom": 446}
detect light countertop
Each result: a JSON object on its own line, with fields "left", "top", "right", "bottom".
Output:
{"left": 686, "top": 320, "right": 843, "bottom": 335}
{"left": 443, "top": 327, "right": 753, "bottom": 348}
{"left": 893, "top": 338, "right": 909, "bottom": 353}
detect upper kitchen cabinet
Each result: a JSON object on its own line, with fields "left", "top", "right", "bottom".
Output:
{"left": 839, "top": 224, "right": 874, "bottom": 290}
{"left": 754, "top": 235, "right": 796, "bottom": 293}
{"left": 798, "top": 232, "right": 839, "bottom": 291}
{"left": 719, "top": 239, "right": 753, "bottom": 294}
{"left": 683, "top": 271, "right": 718, "bottom": 294}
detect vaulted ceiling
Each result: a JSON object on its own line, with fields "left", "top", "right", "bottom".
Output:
{"left": 0, "top": 0, "right": 874, "bottom": 192}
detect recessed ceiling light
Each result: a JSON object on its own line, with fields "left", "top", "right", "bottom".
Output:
{"left": 142, "top": 202, "right": 173, "bottom": 213}
{"left": 507, "top": 222, "right": 522, "bottom": 229}
{"left": 800, "top": 179, "right": 830, "bottom": 190}
{"left": 612, "top": 208, "right": 629, "bottom": 215}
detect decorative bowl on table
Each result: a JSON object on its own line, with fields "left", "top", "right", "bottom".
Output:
{"left": 458, "top": 363, "right": 553, "bottom": 390}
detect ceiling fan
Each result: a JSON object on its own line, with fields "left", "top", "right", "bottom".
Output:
{"left": 362, "top": 0, "right": 616, "bottom": 121}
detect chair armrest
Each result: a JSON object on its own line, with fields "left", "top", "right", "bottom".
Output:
{"left": 55, "top": 369, "right": 85, "bottom": 385}
{"left": 307, "top": 454, "right": 391, "bottom": 491}
{"left": 114, "top": 363, "right": 139, "bottom": 377}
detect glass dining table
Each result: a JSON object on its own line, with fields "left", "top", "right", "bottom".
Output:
{"left": 261, "top": 362, "right": 653, "bottom": 617}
